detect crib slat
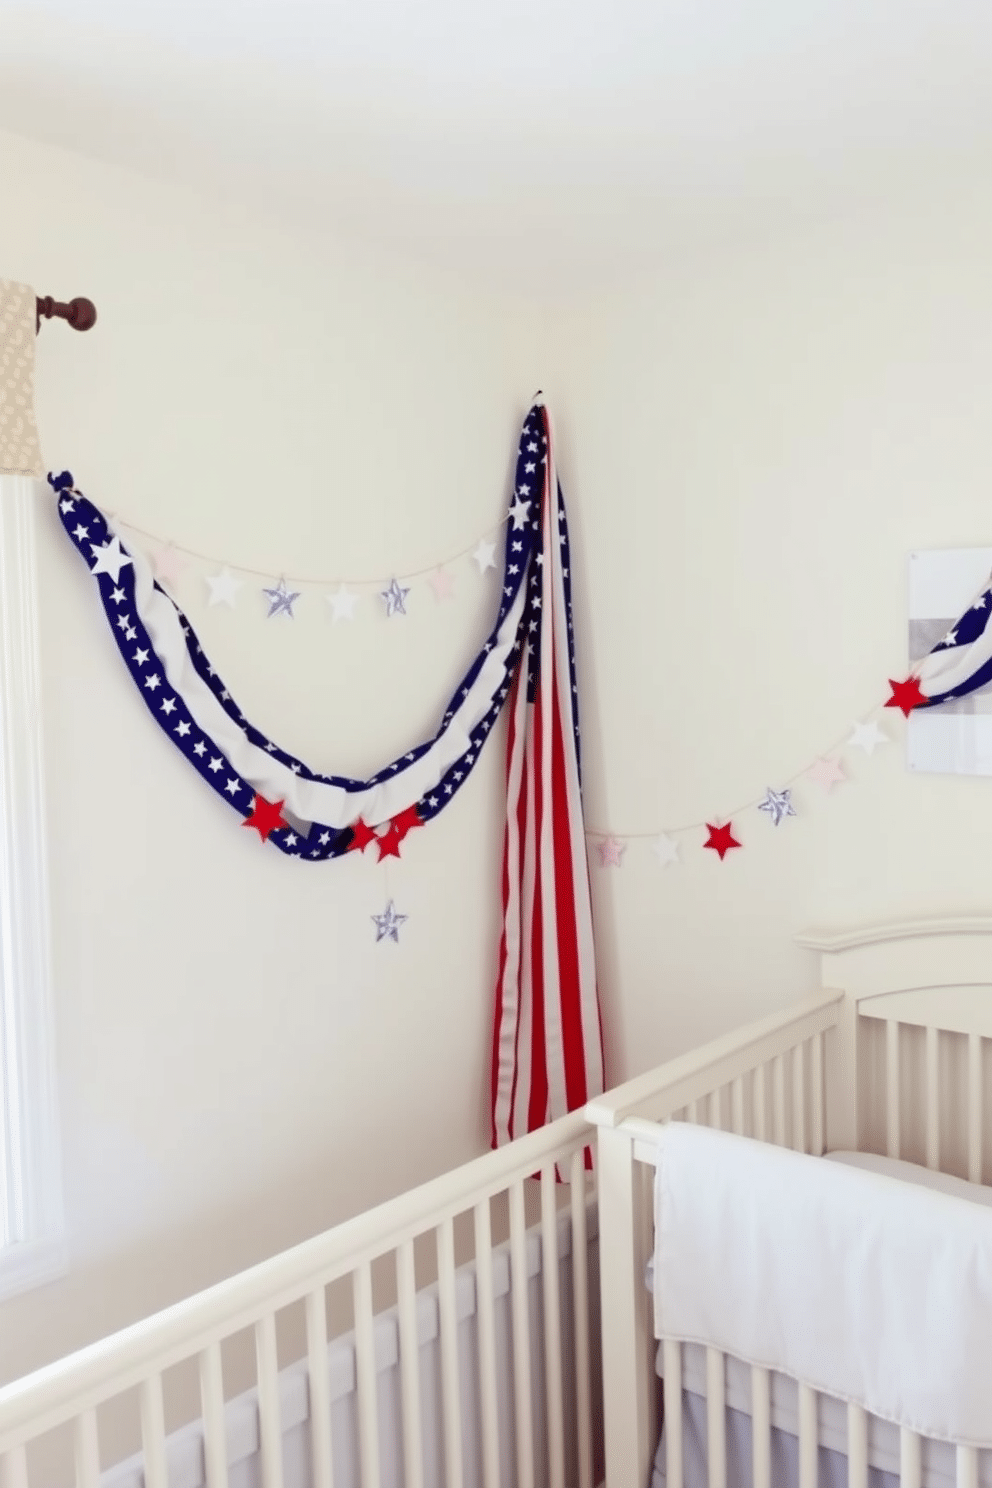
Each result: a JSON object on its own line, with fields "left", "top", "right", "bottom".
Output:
{"left": 926, "top": 1026, "right": 940, "bottom": 1170}
{"left": 200, "top": 1343, "right": 229, "bottom": 1488}
{"left": 396, "top": 1242, "right": 424, "bottom": 1488}
{"left": 540, "top": 1167, "right": 566, "bottom": 1488}
{"left": 751, "top": 1367, "right": 770, "bottom": 1488}
{"left": 688, "top": 1099, "right": 700, "bottom": 1126}
{"left": 705, "top": 1348, "right": 726, "bottom": 1488}
{"left": 847, "top": 1404, "right": 867, "bottom": 1488}
{"left": 255, "top": 1314, "right": 285, "bottom": 1488}
{"left": 753, "top": 1065, "right": 767, "bottom": 1142}
{"left": 731, "top": 1077, "right": 744, "bottom": 1136}
{"left": 708, "top": 1090, "right": 721, "bottom": 1130}
{"left": 140, "top": 1373, "right": 169, "bottom": 1488}
{"left": 886, "top": 1019, "right": 900, "bottom": 1159}
{"left": 958, "top": 1445, "right": 979, "bottom": 1488}
{"left": 793, "top": 1047, "right": 806, "bottom": 1154}
{"left": 0, "top": 1448, "right": 28, "bottom": 1488}
{"left": 664, "top": 1340, "right": 683, "bottom": 1488}
{"left": 473, "top": 1200, "right": 500, "bottom": 1488}
{"left": 509, "top": 1178, "right": 535, "bottom": 1488}
{"left": 569, "top": 1149, "right": 594, "bottom": 1488}
{"left": 968, "top": 1033, "right": 983, "bottom": 1184}
{"left": 74, "top": 1409, "right": 100, "bottom": 1488}
{"left": 437, "top": 1216, "right": 464, "bottom": 1488}
{"left": 773, "top": 1056, "right": 786, "bottom": 1147}
{"left": 811, "top": 1032, "right": 825, "bottom": 1156}
{"left": 353, "top": 1261, "right": 382, "bottom": 1488}
{"left": 900, "top": 1428, "right": 922, "bottom": 1488}
{"left": 305, "top": 1288, "right": 335, "bottom": 1488}
{"left": 798, "top": 1383, "right": 816, "bottom": 1488}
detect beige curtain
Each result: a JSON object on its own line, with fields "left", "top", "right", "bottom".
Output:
{"left": 0, "top": 279, "right": 44, "bottom": 478}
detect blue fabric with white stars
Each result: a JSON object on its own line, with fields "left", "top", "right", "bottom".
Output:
{"left": 49, "top": 403, "right": 581, "bottom": 857}
{"left": 917, "top": 582, "right": 992, "bottom": 706}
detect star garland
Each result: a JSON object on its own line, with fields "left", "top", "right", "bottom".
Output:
{"left": 588, "top": 658, "right": 948, "bottom": 869}
{"left": 81, "top": 473, "right": 527, "bottom": 622}
{"left": 587, "top": 691, "right": 910, "bottom": 868}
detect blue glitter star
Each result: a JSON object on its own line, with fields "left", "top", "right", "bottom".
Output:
{"left": 757, "top": 786, "right": 796, "bottom": 827}
{"left": 262, "top": 578, "right": 301, "bottom": 619}
{"left": 381, "top": 577, "right": 410, "bottom": 617}
{"left": 371, "top": 900, "right": 408, "bottom": 944}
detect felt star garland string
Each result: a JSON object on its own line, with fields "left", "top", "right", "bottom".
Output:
{"left": 591, "top": 568, "right": 992, "bottom": 868}
{"left": 83, "top": 475, "right": 527, "bottom": 621}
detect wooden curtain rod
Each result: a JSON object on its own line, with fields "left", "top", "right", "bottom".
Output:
{"left": 36, "top": 295, "right": 97, "bottom": 333}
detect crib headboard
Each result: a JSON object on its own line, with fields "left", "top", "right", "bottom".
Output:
{"left": 799, "top": 915, "right": 992, "bottom": 1182}
{"left": 587, "top": 915, "right": 992, "bottom": 1488}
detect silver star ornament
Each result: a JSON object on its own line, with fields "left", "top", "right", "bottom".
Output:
{"left": 372, "top": 900, "right": 408, "bottom": 944}
{"left": 262, "top": 578, "right": 301, "bottom": 619}
{"left": 757, "top": 786, "right": 796, "bottom": 827}
{"left": 381, "top": 577, "right": 410, "bottom": 617}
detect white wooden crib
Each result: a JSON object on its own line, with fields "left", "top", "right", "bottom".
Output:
{"left": 3, "top": 916, "right": 992, "bottom": 1488}
{"left": 587, "top": 917, "right": 992, "bottom": 1488}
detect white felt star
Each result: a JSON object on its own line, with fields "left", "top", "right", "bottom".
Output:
{"left": 89, "top": 536, "right": 132, "bottom": 583}
{"left": 327, "top": 585, "right": 358, "bottom": 622}
{"left": 206, "top": 568, "right": 243, "bottom": 608}
{"left": 473, "top": 539, "right": 497, "bottom": 573}
{"left": 757, "top": 787, "right": 796, "bottom": 827}
{"left": 849, "top": 720, "right": 888, "bottom": 755}
{"left": 596, "top": 836, "right": 626, "bottom": 867}
{"left": 381, "top": 577, "right": 410, "bottom": 617}
{"left": 428, "top": 567, "right": 455, "bottom": 600}
{"left": 509, "top": 497, "right": 531, "bottom": 530}
{"left": 652, "top": 834, "right": 681, "bottom": 867}
{"left": 807, "top": 757, "right": 847, "bottom": 790}
{"left": 372, "top": 899, "right": 408, "bottom": 944}
{"left": 263, "top": 578, "right": 300, "bottom": 618}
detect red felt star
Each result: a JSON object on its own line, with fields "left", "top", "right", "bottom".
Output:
{"left": 347, "top": 817, "right": 378, "bottom": 853}
{"left": 703, "top": 822, "right": 741, "bottom": 861}
{"left": 372, "top": 805, "right": 424, "bottom": 861}
{"left": 242, "top": 794, "right": 289, "bottom": 842}
{"left": 375, "top": 824, "right": 403, "bottom": 861}
{"left": 885, "top": 676, "right": 927, "bottom": 717}
{"left": 391, "top": 805, "right": 424, "bottom": 842}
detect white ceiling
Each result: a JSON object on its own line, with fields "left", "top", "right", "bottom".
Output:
{"left": 6, "top": 0, "right": 992, "bottom": 285}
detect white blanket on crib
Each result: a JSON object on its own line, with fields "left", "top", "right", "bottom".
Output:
{"left": 653, "top": 1124, "right": 992, "bottom": 1448}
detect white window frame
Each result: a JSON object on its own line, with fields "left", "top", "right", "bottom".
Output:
{"left": 0, "top": 475, "right": 65, "bottom": 1299}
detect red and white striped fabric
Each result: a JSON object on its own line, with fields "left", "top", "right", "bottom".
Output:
{"left": 491, "top": 402, "right": 604, "bottom": 1157}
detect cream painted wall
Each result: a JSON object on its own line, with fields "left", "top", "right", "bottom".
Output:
{"left": 551, "top": 179, "right": 992, "bottom": 1085}
{"left": 0, "top": 128, "right": 548, "bottom": 1385}
{"left": 6, "top": 115, "right": 992, "bottom": 1402}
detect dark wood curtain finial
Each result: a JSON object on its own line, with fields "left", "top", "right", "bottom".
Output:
{"left": 36, "top": 296, "right": 97, "bottom": 334}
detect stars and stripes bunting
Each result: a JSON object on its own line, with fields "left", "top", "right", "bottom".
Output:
{"left": 491, "top": 402, "right": 604, "bottom": 1154}
{"left": 49, "top": 425, "right": 541, "bottom": 858}
{"left": 912, "top": 578, "right": 992, "bottom": 707}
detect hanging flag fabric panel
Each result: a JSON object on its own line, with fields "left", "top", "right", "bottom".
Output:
{"left": 491, "top": 402, "right": 604, "bottom": 1149}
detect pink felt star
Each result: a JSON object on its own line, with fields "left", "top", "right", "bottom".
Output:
{"left": 806, "top": 757, "right": 847, "bottom": 791}
{"left": 596, "top": 836, "right": 626, "bottom": 867}
{"left": 428, "top": 567, "right": 455, "bottom": 600}
{"left": 153, "top": 543, "right": 187, "bottom": 588}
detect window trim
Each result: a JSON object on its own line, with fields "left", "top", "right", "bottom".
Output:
{"left": 0, "top": 475, "right": 65, "bottom": 1299}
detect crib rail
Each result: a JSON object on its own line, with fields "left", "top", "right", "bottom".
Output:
{"left": 585, "top": 988, "right": 844, "bottom": 1488}
{"left": 0, "top": 1113, "right": 598, "bottom": 1488}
